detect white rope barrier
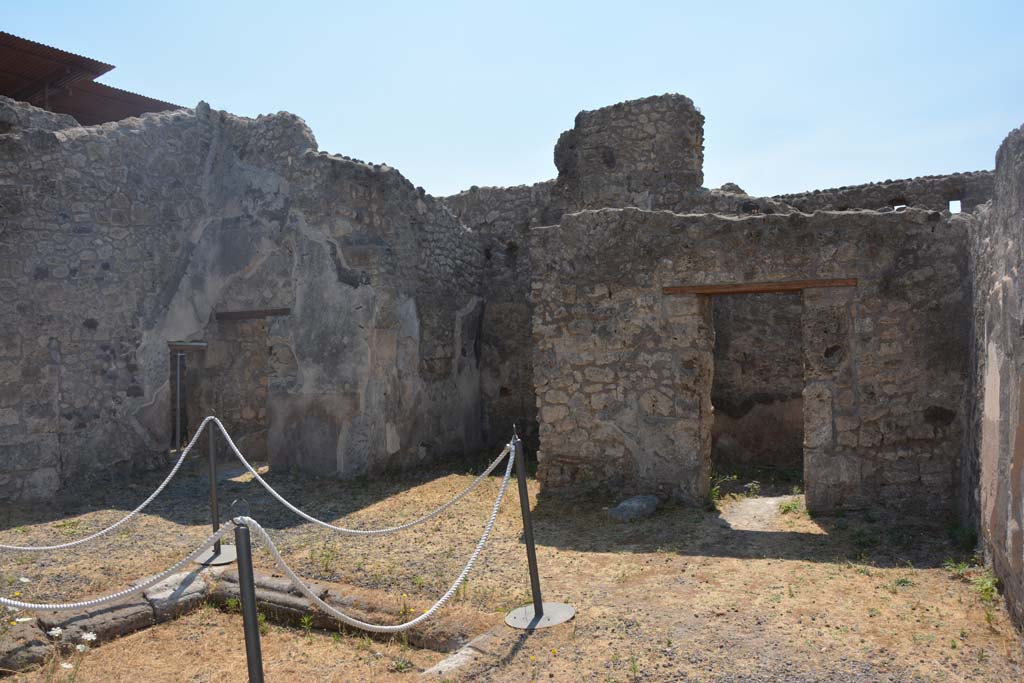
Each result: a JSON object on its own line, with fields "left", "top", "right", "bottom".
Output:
{"left": 234, "top": 438, "right": 515, "bottom": 633}
{"left": 0, "top": 525, "right": 234, "bottom": 612}
{"left": 0, "top": 445, "right": 515, "bottom": 634}
{"left": 0, "top": 422, "right": 212, "bottom": 552}
{"left": 0, "top": 416, "right": 511, "bottom": 552}
{"left": 203, "top": 415, "right": 510, "bottom": 537}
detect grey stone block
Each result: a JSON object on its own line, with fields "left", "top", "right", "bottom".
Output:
{"left": 143, "top": 571, "right": 208, "bottom": 623}
{"left": 38, "top": 595, "right": 153, "bottom": 643}
{"left": 0, "top": 619, "right": 51, "bottom": 672}
{"left": 608, "top": 495, "right": 660, "bottom": 522}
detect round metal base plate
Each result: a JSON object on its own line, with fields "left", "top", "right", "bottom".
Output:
{"left": 194, "top": 544, "right": 237, "bottom": 566}
{"left": 504, "top": 602, "right": 575, "bottom": 630}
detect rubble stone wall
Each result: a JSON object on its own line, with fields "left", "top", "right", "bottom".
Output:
{"left": 775, "top": 171, "right": 994, "bottom": 213}
{"left": 532, "top": 208, "right": 969, "bottom": 511}
{"left": 441, "top": 182, "right": 562, "bottom": 450}
{"left": 964, "top": 124, "right": 1024, "bottom": 627}
{"left": 0, "top": 96, "right": 484, "bottom": 500}
{"left": 553, "top": 94, "right": 705, "bottom": 211}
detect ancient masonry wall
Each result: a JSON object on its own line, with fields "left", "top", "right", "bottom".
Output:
{"left": 964, "top": 124, "right": 1024, "bottom": 627}
{"left": 531, "top": 208, "right": 969, "bottom": 511}
{"left": 774, "top": 171, "right": 994, "bottom": 213}
{"left": 0, "top": 95, "right": 485, "bottom": 500}
{"left": 441, "top": 96, "right": 755, "bottom": 451}
{"left": 441, "top": 181, "right": 562, "bottom": 451}
{"left": 552, "top": 94, "right": 704, "bottom": 211}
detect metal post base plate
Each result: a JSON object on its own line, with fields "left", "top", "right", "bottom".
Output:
{"left": 504, "top": 602, "right": 575, "bottom": 630}
{"left": 194, "top": 544, "right": 237, "bottom": 566}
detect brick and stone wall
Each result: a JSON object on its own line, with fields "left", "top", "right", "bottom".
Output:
{"left": 774, "top": 171, "right": 994, "bottom": 213}
{"left": 0, "top": 97, "right": 485, "bottom": 500}
{"left": 532, "top": 208, "right": 969, "bottom": 511}
{"left": 964, "top": 124, "right": 1024, "bottom": 627}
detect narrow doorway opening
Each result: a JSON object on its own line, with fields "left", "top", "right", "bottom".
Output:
{"left": 710, "top": 292, "right": 804, "bottom": 497}
{"left": 167, "top": 341, "right": 207, "bottom": 453}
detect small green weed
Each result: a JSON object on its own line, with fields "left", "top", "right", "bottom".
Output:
{"left": 390, "top": 657, "right": 413, "bottom": 673}
{"left": 972, "top": 570, "right": 999, "bottom": 604}
{"left": 779, "top": 498, "right": 802, "bottom": 515}
{"left": 943, "top": 557, "right": 971, "bottom": 579}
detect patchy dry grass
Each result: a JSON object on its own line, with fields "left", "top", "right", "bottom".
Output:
{"left": 1, "top": 453, "right": 1022, "bottom": 682}
{"left": 9, "top": 606, "right": 438, "bottom": 682}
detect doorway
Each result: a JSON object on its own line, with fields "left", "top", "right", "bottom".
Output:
{"left": 709, "top": 292, "right": 804, "bottom": 495}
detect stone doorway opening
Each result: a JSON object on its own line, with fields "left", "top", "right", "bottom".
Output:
{"left": 709, "top": 292, "right": 805, "bottom": 494}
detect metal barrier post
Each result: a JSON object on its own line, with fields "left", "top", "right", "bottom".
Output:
{"left": 504, "top": 432, "right": 575, "bottom": 630}
{"left": 195, "top": 422, "right": 236, "bottom": 566}
{"left": 174, "top": 351, "right": 183, "bottom": 449}
{"left": 210, "top": 424, "right": 220, "bottom": 555}
{"left": 235, "top": 524, "right": 265, "bottom": 683}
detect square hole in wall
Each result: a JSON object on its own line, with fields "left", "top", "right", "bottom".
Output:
{"left": 949, "top": 199, "right": 962, "bottom": 213}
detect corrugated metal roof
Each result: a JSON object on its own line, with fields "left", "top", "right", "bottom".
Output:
{"left": 0, "top": 31, "right": 180, "bottom": 124}
{"left": 50, "top": 80, "right": 179, "bottom": 125}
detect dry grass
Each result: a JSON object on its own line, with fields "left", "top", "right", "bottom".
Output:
{"left": 1, "top": 454, "right": 1022, "bottom": 682}
{"left": 9, "top": 605, "right": 437, "bottom": 682}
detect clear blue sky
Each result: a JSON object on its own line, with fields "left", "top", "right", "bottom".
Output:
{"left": 7, "top": 1, "right": 1023, "bottom": 197}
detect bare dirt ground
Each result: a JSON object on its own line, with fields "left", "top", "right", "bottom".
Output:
{"left": 1, "top": 452, "right": 1022, "bottom": 682}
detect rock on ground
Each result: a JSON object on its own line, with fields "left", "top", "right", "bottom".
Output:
{"left": 607, "top": 495, "right": 660, "bottom": 522}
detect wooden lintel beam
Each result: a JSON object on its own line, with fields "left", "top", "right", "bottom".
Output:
{"left": 215, "top": 308, "right": 291, "bottom": 321}
{"left": 662, "top": 278, "right": 858, "bottom": 296}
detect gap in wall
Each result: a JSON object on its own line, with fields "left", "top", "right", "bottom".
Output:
{"left": 710, "top": 292, "right": 805, "bottom": 495}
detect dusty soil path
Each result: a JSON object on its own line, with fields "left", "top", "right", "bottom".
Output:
{"left": 718, "top": 495, "right": 791, "bottom": 531}
{"left": 1, "top": 458, "right": 1021, "bottom": 682}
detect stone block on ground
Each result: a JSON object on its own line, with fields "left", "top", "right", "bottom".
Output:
{"left": 607, "top": 494, "right": 660, "bottom": 522}
{"left": 0, "top": 619, "right": 51, "bottom": 672}
{"left": 211, "top": 569, "right": 488, "bottom": 652}
{"left": 143, "top": 570, "right": 208, "bottom": 623}
{"left": 38, "top": 595, "right": 153, "bottom": 643}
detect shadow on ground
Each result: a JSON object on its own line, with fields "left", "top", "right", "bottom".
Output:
{"left": 0, "top": 446, "right": 509, "bottom": 535}
{"left": 529, "top": 491, "right": 965, "bottom": 569}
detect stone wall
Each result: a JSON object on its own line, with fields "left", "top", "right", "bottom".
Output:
{"left": 553, "top": 94, "right": 704, "bottom": 211}
{"left": 964, "top": 124, "right": 1024, "bottom": 627}
{"left": 0, "top": 95, "right": 77, "bottom": 134}
{"left": 710, "top": 293, "right": 804, "bottom": 472}
{"left": 186, "top": 318, "right": 271, "bottom": 461}
{"left": 532, "top": 208, "right": 969, "bottom": 511}
{"left": 775, "top": 171, "right": 994, "bottom": 213}
{"left": 440, "top": 182, "right": 562, "bottom": 450}
{"left": 441, "top": 97, "right": 779, "bottom": 451}
{"left": 0, "top": 98, "right": 485, "bottom": 500}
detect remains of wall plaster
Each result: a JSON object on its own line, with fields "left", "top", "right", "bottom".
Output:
{"left": 187, "top": 317, "right": 272, "bottom": 461}
{"left": 0, "top": 97, "right": 485, "bottom": 499}
{"left": 964, "top": 123, "right": 1024, "bottom": 627}
{"left": 532, "top": 208, "right": 969, "bottom": 510}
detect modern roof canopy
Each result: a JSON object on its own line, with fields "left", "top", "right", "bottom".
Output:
{"left": 0, "top": 31, "right": 180, "bottom": 125}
